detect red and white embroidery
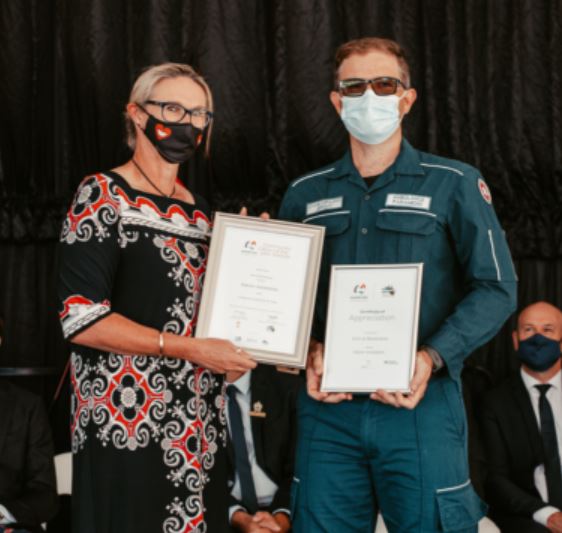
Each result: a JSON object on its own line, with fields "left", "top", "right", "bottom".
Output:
{"left": 153, "top": 235, "right": 208, "bottom": 337}
{"left": 161, "top": 368, "right": 221, "bottom": 533}
{"left": 61, "top": 173, "right": 211, "bottom": 247}
{"left": 113, "top": 179, "right": 211, "bottom": 241}
{"left": 71, "top": 354, "right": 171, "bottom": 451}
{"left": 70, "top": 355, "right": 223, "bottom": 531}
{"left": 70, "top": 353, "right": 91, "bottom": 452}
{"left": 165, "top": 495, "right": 205, "bottom": 533}
{"left": 91, "top": 355, "right": 173, "bottom": 450}
{"left": 60, "top": 174, "right": 120, "bottom": 244}
{"left": 60, "top": 295, "right": 111, "bottom": 339}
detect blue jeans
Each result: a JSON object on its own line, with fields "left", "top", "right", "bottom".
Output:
{"left": 291, "top": 377, "right": 485, "bottom": 532}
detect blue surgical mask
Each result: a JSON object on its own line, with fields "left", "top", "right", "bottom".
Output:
{"left": 518, "top": 333, "right": 561, "bottom": 372}
{"left": 340, "top": 89, "right": 405, "bottom": 145}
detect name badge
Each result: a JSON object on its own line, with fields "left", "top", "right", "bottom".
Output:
{"left": 385, "top": 194, "right": 431, "bottom": 210}
{"left": 306, "top": 197, "right": 343, "bottom": 216}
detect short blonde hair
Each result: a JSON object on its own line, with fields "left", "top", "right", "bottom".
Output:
{"left": 124, "top": 62, "right": 214, "bottom": 156}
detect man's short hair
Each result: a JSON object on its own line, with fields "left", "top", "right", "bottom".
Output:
{"left": 334, "top": 37, "right": 411, "bottom": 89}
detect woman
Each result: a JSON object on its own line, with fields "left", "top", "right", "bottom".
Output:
{"left": 58, "top": 63, "right": 256, "bottom": 533}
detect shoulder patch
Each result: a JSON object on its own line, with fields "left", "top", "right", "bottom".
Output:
{"left": 478, "top": 178, "right": 492, "bottom": 204}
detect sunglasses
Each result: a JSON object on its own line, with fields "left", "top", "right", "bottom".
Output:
{"left": 338, "top": 76, "right": 408, "bottom": 97}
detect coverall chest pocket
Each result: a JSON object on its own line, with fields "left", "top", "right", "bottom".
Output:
{"left": 305, "top": 210, "right": 352, "bottom": 261}
{"left": 374, "top": 209, "right": 437, "bottom": 263}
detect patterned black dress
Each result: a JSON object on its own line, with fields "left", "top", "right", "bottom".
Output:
{"left": 58, "top": 171, "right": 228, "bottom": 533}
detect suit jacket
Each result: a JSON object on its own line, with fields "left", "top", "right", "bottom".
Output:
{"left": 0, "top": 380, "right": 58, "bottom": 529}
{"left": 227, "top": 365, "right": 302, "bottom": 516}
{"left": 480, "top": 371, "right": 550, "bottom": 521}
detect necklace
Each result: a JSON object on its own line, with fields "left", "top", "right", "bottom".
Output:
{"left": 132, "top": 159, "right": 176, "bottom": 198}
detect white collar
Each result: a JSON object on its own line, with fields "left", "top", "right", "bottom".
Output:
{"left": 227, "top": 370, "right": 252, "bottom": 396}
{"left": 520, "top": 367, "right": 561, "bottom": 393}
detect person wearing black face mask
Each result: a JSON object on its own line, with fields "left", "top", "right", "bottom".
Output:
{"left": 58, "top": 63, "right": 257, "bottom": 533}
{"left": 136, "top": 102, "right": 204, "bottom": 164}
{"left": 481, "top": 301, "right": 562, "bottom": 533}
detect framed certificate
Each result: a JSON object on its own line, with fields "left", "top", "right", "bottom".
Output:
{"left": 321, "top": 264, "right": 423, "bottom": 393}
{"left": 196, "top": 213, "right": 324, "bottom": 367}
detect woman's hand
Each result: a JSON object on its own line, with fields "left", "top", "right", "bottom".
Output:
{"left": 186, "top": 338, "right": 256, "bottom": 374}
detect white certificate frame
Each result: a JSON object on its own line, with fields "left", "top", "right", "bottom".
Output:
{"left": 196, "top": 212, "right": 325, "bottom": 368}
{"left": 321, "top": 263, "right": 423, "bottom": 393}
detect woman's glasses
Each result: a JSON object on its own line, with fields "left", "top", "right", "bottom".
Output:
{"left": 144, "top": 100, "right": 213, "bottom": 128}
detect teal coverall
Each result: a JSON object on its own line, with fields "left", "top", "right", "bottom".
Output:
{"left": 278, "top": 140, "right": 517, "bottom": 532}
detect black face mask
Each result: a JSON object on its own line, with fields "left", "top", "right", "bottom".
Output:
{"left": 143, "top": 113, "right": 204, "bottom": 163}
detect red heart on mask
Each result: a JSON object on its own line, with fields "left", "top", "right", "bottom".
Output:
{"left": 155, "top": 123, "right": 172, "bottom": 140}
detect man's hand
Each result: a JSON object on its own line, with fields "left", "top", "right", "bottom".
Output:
{"left": 272, "top": 512, "right": 291, "bottom": 532}
{"left": 547, "top": 511, "right": 562, "bottom": 533}
{"left": 370, "top": 349, "right": 433, "bottom": 409}
{"left": 307, "top": 338, "right": 352, "bottom": 403}
{"left": 232, "top": 510, "right": 278, "bottom": 532}
{"left": 252, "top": 511, "right": 285, "bottom": 531}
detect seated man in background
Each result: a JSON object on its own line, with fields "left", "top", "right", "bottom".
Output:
{"left": 226, "top": 364, "right": 301, "bottom": 533}
{"left": 0, "top": 316, "right": 58, "bottom": 533}
{"left": 481, "top": 301, "right": 562, "bottom": 532}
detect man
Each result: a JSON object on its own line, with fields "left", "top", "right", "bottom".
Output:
{"left": 481, "top": 302, "right": 562, "bottom": 533}
{"left": 226, "top": 365, "right": 301, "bottom": 532}
{"left": 0, "top": 317, "right": 58, "bottom": 532}
{"left": 277, "top": 37, "right": 517, "bottom": 532}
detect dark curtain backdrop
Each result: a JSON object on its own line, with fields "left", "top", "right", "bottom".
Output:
{"left": 1, "top": 0, "right": 561, "bottom": 397}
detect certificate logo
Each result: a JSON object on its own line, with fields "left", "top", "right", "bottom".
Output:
{"left": 242, "top": 239, "right": 258, "bottom": 255}
{"left": 351, "top": 282, "right": 368, "bottom": 300}
{"left": 353, "top": 282, "right": 367, "bottom": 295}
{"left": 381, "top": 285, "right": 395, "bottom": 297}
